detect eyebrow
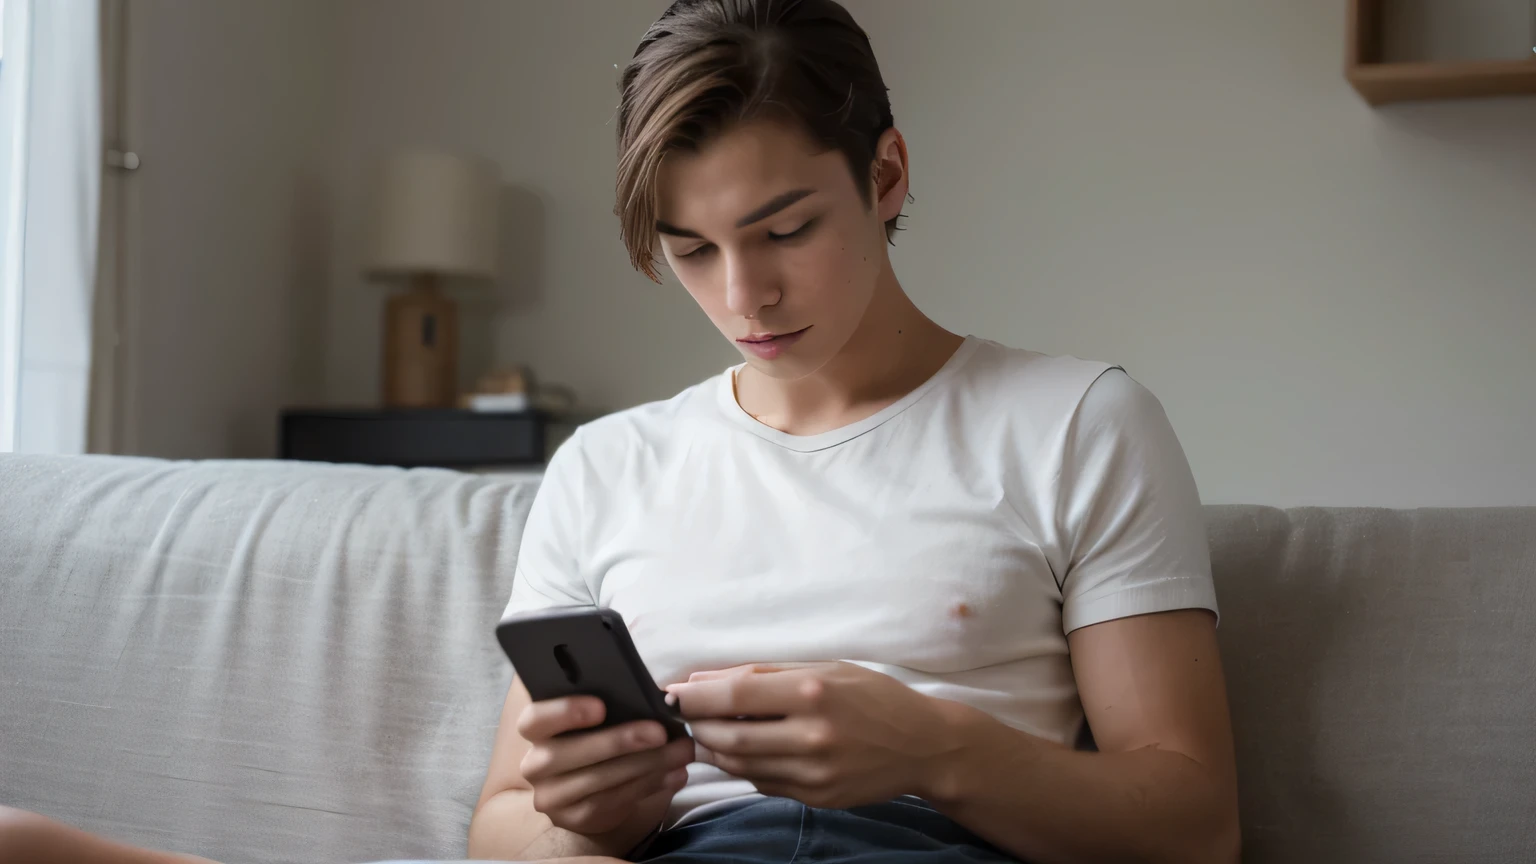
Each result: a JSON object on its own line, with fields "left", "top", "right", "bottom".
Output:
{"left": 654, "top": 221, "right": 703, "bottom": 239}
{"left": 655, "top": 188, "right": 816, "bottom": 239}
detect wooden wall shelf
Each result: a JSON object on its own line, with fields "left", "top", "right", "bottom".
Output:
{"left": 1347, "top": 0, "right": 1536, "bottom": 105}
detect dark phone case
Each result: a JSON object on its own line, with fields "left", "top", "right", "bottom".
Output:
{"left": 496, "top": 607, "right": 688, "bottom": 740}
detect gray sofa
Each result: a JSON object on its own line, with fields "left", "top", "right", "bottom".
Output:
{"left": 1, "top": 454, "right": 1532, "bottom": 863}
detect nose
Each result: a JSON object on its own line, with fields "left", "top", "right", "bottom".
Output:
{"left": 723, "top": 249, "right": 781, "bottom": 320}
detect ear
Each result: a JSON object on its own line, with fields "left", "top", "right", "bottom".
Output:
{"left": 871, "top": 127, "right": 909, "bottom": 226}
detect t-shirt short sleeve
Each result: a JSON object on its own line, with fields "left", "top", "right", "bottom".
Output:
{"left": 503, "top": 429, "right": 597, "bottom": 619}
{"left": 1057, "top": 369, "right": 1218, "bottom": 635}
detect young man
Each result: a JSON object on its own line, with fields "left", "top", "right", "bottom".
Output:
{"left": 469, "top": 2, "right": 1239, "bottom": 864}
{"left": 0, "top": 2, "right": 1237, "bottom": 863}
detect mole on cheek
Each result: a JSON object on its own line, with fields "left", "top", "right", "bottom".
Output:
{"left": 952, "top": 602, "right": 973, "bottom": 619}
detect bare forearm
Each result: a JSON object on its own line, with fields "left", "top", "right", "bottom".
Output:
{"left": 922, "top": 704, "right": 1240, "bottom": 864}
{"left": 0, "top": 807, "right": 217, "bottom": 864}
{"left": 467, "top": 790, "right": 649, "bottom": 862}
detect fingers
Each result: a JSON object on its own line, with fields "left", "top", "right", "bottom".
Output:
{"left": 681, "top": 663, "right": 783, "bottom": 682}
{"left": 517, "top": 695, "right": 608, "bottom": 741}
{"left": 521, "top": 720, "right": 674, "bottom": 780}
{"left": 680, "top": 662, "right": 835, "bottom": 683}
{"left": 688, "top": 716, "right": 834, "bottom": 757}
{"left": 531, "top": 736, "right": 695, "bottom": 813}
{"left": 551, "top": 764, "right": 691, "bottom": 837}
{"left": 671, "top": 669, "right": 827, "bottom": 720}
{"left": 700, "top": 750, "right": 833, "bottom": 788}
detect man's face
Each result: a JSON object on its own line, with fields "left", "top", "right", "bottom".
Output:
{"left": 655, "top": 119, "right": 891, "bottom": 380}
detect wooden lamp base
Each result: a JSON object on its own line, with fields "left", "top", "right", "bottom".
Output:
{"left": 383, "top": 275, "right": 458, "bottom": 409}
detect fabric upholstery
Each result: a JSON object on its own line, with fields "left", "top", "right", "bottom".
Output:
{"left": 0, "top": 455, "right": 532, "bottom": 863}
{"left": 1, "top": 454, "right": 1533, "bottom": 863}
{"left": 1206, "top": 505, "right": 1536, "bottom": 863}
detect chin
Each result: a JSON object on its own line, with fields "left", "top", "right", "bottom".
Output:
{"left": 744, "top": 356, "right": 817, "bottom": 380}
{"left": 740, "top": 344, "right": 835, "bottom": 381}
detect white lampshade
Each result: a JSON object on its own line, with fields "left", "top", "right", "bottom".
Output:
{"left": 367, "top": 151, "right": 500, "bottom": 279}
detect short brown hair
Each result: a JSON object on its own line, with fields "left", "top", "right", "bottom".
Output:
{"left": 617, "top": 0, "right": 897, "bottom": 281}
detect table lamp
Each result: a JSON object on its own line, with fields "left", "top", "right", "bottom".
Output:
{"left": 367, "top": 151, "right": 500, "bottom": 408}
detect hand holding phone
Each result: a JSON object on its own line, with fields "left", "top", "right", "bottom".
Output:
{"left": 497, "top": 606, "right": 688, "bottom": 739}
{"left": 497, "top": 607, "right": 694, "bottom": 841}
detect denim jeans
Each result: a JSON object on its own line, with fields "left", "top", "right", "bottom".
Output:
{"left": 637, "top": 796, "right": 1021, "bottom": 863}
{"left": 369, "top": 795, "right": 1022, "bottom": 863}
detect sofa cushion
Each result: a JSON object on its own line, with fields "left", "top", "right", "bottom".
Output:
{"left": 1207, "top": 505, "right": 1536, "bottom": 863}
{"left": 3, "top": 455, "right": 1534, "bottom": 863}
{"left": 0, "top": 455, "right": 534, "bottom": 863}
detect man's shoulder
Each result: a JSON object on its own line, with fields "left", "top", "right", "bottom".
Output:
{"left": 560, "top": 370, "right": 729, "bottom": 465}
{"left": 956, "top": 338, "right": 1121, "bottom": 414}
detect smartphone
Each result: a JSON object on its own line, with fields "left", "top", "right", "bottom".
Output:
{"left": 496, "top": 606, "right": 688, "bottom": 740}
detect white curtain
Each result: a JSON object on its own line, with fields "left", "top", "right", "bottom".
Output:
{"left": 0, "top": 0, "right": 101, "bottom": 454}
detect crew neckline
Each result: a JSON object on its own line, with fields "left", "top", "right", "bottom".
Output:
{"left": 715, "top": 336, "right": 981, "bottom": 452}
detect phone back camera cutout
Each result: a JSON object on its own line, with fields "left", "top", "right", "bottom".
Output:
{"left": 553, "top": 643, "right": 582, "bottom": 685}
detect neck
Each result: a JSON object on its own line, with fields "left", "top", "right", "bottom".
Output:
{"left": 736, "top": 262, "right": 964, "bottom": 435}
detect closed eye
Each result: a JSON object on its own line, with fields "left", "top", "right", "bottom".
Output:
{"left": 677, "top": 243, "right": 715, "bottom": 259}
{"left": 768, "top": 219, "right": 816, "bottom": 242}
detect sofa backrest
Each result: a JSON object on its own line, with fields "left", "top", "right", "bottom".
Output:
{"left": 1207, "top": 504, "right": 1536, "bottom": 863}
{"left": 0, "top": 455, "right": 532, "bottom": 864}
{"left": 2, "top": 455, "right": 1533, "bottom": 863}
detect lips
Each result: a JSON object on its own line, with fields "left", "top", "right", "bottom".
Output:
{"left": 736, "top": 326, "right": 810, "bottom": 360}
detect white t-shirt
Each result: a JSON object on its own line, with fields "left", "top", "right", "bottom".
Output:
{"left": 503, "top": 336, "right": 1217, "bottom": 825}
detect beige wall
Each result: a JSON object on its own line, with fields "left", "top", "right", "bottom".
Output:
{"left": 323, "top": 0, "right": 723, "bottom": 418}
{"left": 117, "top": 0, "right": 336, "bottom": 459}
{"left": 316, "top": 1, "right": 1533, "bottom": 507}
{"left": 844, "top": 0, "right": 1536, "bottom": 507}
